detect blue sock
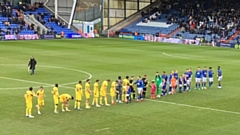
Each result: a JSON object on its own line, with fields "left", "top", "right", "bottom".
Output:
{"left": 195, "top": 84, "right": 197, "bottom": 88}
{"left": 198, "top": 84, "right": 201, "bottom": 88}
{"left": 179, "top": 87, "right": 182, "bottom": 93}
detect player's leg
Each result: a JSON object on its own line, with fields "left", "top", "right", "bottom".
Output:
{"left": 26, "top": 102, "right": 29, "bottom": 117}
{"left": 104, "top": 95, "right": 110, "bottom": 106}
{"left": 218, "top": 77, "right": 222, "bottom": 88}
{"left": 132, "top": 89, "right": 136, "bottom": 99}
{"left": 119, "top": 89, "right": 122, "bottom": 103}
{"left": 28, "top": 102, "right": 34, "bottom": 118}
{"left": 115, "top": 90, "right": 119, "bottom": 103}
{"left": 65, "top": 102, "right": 70, "bottom": 111}
{"left": 54, "top": 98, "right": 59, "bottom": 113}
{"left": 100, "top": 95, "right": 103, "bottom": 105}
{"left": 37, "top": 100, "right": 41, "bottom": 114}
{"left": 179, "top": 85, "right": 182, "bottom": 93}
{"left": 61, "top": 103, "right": 65, "bottom": 112}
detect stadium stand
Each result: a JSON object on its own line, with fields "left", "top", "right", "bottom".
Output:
{"left": 119, "top": 0, "right": 240, "bottom": 42}
{"left": 22, "top": 2, "right": 77, "bottom": 35}
{"left": 0, "top": 1, "right": 36, "bottom": 36}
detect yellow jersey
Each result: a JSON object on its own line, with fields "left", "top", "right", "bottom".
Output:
{"left": 85, "top": 82, "right": 90, "bottom": 94}
{"left": 100, "top": 81, "right": 108, "bottom": 91}
{"left": 59, "top": 94, "right": 72, "bottom": 101}
{"left": 111, "top": 81, "right": 116, "bottom": 90}
{"left": 93, "top": 82, "right": 99, "bottom": 96}
{"left": 51, "top": 86, "right": 59, "bottom": 98}
{"left": 25, "top": 90, "right": 35, "bottom": 102}
{"left": 75, "top": 84, "right": 82, "bottom": 94}
{"left": 123, "top": 79, "right": 129, "bottom": 86}
{"left": 37, "top": 89, "right": 45, "bottom": 100}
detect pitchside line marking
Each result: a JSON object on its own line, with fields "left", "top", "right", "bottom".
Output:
{"left": 0, "top": 64, "right": 92, "bottom": 90}
{"left": 162, "top": 52, "right": 238, "bottom": 62}
{"left": 145, "top": 99, "right": 240, "bottom": 115}
{"left": 95, "top": 127, "right": 110, "bottom": 132}
{"left": 0, "top": 76, "right": 73, "bottom": 89}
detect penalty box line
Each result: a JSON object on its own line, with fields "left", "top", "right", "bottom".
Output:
{"left": 0, "top": 76, "right": 73, "bottom": 90}
{"left": 1, "top": 76, "right": 239, "bottom": 116}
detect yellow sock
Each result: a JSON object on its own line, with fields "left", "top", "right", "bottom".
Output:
{"left": 38, "top": 106, "right": 40, "bottom": 112}
{"left": 104, "top": 97, "right": 108, "bottom": 105}
{"left": 26, "top": 108, "right": 28, "bottom": 115}
{"left": 62, "top": 104, "right": 64, "bottom": 110}
{"left": 86, "top": 102, "right": 89, "bottom": 107}
{"left": 74, "top": 101, "right": 77, "bottom": 108}
{"left": 95, "top": 98, "right": 98, "bottom": 105}
{"left": 28, "top": 108, "right": 32, "bottom": 116}
{"left": 111, "top": 97, "right": 114, "bottom": 104}
{"left": 54, "top": 105, "right": 58, "bottom": 112}
{"left": 77, "top": 101, "right": 80, "bottom": 109}
{"left": 65, "top": 107, "right": 68, "bottom": 110}
{"left": 100, "top": 97, "right": 102, "bottom": 104}
{"left": 92, "top": 98, "right": 95, "bottom": 105}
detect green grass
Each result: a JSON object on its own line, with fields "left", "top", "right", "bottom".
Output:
{"left": 0, "top": 38, "right": 239, "bottom": 135}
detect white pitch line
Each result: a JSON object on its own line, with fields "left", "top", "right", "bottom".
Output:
{"left": 0, "top": 64, "right": 93, "bottom": 90}
{"left": 145, "top": 99, "right": 240, "bottom": 115}
{"left": 0, "top": 76, "right": 73, "bottom": 90}
{"left": 95, "top": 127, "right": 110, "bottom": 132}
{"left": 162, "top": 52, "right": 229, "bottom": 62}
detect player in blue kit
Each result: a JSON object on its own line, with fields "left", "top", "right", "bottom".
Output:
{"left": 184, "top": 69, "right": 190, "bottom": 91}
{"left": 183, "top": 74, "right": 187, "bottom": 92}
{"left": 168, "top": 71, "right": 174, "bottom": 94}
{"left": 162, "top": 81, "right": 167, "bottom": 96}
{"left": 208, "top": 67, "right": 214, "bottom": 87}
{"left": 201, "top": 67, "right": 208, "bottom": 89}
{"left": 178, "top": 75, "right": 183, "bottom": 93}
{"left": 161, "top": 71, "right": 168, "bottom": 83}
{"left": 217, "top": 66, "right": 223, "bottom": 89}
{"left": 134, "top": 76, "right": 144, "bottom": 102}
{"left": 188, "top": 68, "right": 193, "bottom": 90}
{"left": 195, "top": 67, "right": 202, "bottom": 90}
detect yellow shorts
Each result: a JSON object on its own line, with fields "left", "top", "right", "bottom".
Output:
{"left": 100, "top": 92, "right": 106, "bottom": 97}
{"left": 38, "top": 100, "right": 44, "bottom": 106}
{"left": 26, "top": 102, "right": 32, "bottom": 109}
{"left": 54, "top": 97, "right": 59, "bottom": 104}
{"left": 85, "top": 93, "right": 90, "bottom": 99}
{"left": 76, "top": 94, "right": 82, "bottom": 101}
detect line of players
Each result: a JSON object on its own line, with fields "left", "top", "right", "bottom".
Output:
{"left": 24, "top": 66, "right": 222, "bottom": 118}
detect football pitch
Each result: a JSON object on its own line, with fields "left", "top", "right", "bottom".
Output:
{"left": 0, "top": 38, "right": 239, "bottom": 135}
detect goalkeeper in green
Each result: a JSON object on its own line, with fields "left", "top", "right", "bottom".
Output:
{"left": 155, "top": 72, "right": 162, "bottom": 98}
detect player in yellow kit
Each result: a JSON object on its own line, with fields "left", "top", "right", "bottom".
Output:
{"left": 51, "top": 84, "right": 59, "bottom": 114}
{"left": 110, "top": 80, "right": 118, "bottom": 105}
{"left": 85, "top": 79, "right": 91, "bottom": 109}
{"left": 36, "top": 86, "right": 45, "bottom": 114}
{"left": 59, "top": 94, "right": 74, "bottom": 112}
{"left": 92, "top": 80, "right": 101, "bottom": 107}
{"left": 122, "top": 76, "right": 129, "bottom": 102}
{"left": 24, "top": 87, "right": 36, "bottom": 118}
{"left": 74, "top": 81, "right": 83, "bottom": 110}
{"left": 100, "top": 79, "right": 110, "bottom": 106}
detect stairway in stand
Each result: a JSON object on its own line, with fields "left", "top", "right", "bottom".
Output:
{"left": 167, "top": 27, "right": 181, "bottom": 38}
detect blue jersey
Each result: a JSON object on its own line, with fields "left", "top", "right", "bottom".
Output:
{"left": 174, "top": 72, "right": 178, "bottom": 80}
{"left": 202, "top": 70, "right": 207, "bottom": 78}
{"left": 183, "top": 77, "right": 187, "bottom": 84}
{"left": 179, "top": 78, "right": 183, "bottom": 84}
{"left": 161, "top": 74, "right": 168, "bottom": 82}
{"left": 162, "top": 82, "right": 167, "bottom": 89}
{"left": 208, "top": 70, "right": 214, "bottom": 78}
{"left": 127, "top": 87, "right": 131, "bottom": 94}
{"left": 189, "top": 71, "right": 192, "bottom": 78}
{"left": 195, "top": 70, "right": 202, "bottom": 78}
{"left": 218, "top": 69, "right": 222, "bottom": 76}
{"left": 184, "top": 72, "right": 189, "bottom": 80}
{"left": 169, "top": 74, "right": 173, "bottom": 82}
{"left": 135, "top": 80, "right": 143, "bottom": 88}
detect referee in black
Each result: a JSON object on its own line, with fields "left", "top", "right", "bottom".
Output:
{"left": 28, "top": 56, "right": 37, "bottom": 75}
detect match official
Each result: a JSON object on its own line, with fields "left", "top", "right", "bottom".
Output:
{"left": 28, "top": 56, "right": 37, "bottom": 75}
